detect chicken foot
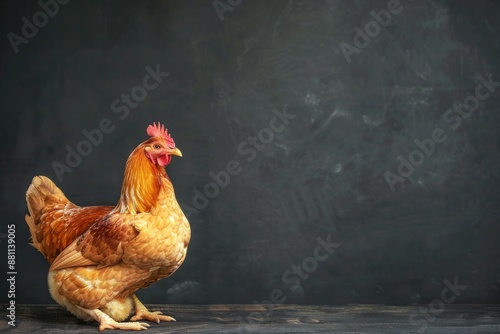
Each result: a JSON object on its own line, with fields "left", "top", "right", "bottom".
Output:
{"left": 77, "top": 306, "right": 150, "bottom": 331}
{"left": 130, "top": 294, "right": 176, "bottom": 323}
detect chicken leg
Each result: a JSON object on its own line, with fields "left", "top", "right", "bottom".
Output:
{"left": 77, "top": 306, "right": 150, "bottom": 331}
{"left": 130, "top": 294, "right": 176, "bottom": 323}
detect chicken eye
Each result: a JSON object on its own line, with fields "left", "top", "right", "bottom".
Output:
{"left": 154, "top": 144, "right": 161, "bottom": 149}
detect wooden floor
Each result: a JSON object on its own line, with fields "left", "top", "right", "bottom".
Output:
{"left": 2, "top": 304, "right": 500, "bottom": 333}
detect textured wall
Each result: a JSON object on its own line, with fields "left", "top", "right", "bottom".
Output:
{"left": 1, "top": 0, "right": 499, "bottom": 306}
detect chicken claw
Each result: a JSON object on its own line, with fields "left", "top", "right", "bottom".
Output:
{"left": 131, "top": 310, "right": 176, "bottom": 323}
{"left": 99, "top": 319, "right": 150, "bottom": 331}
{"left": 78, "top": 307, "right": 150, "bottom": 331}
{"left": 131, "top": 294, "right": 176, "bottom": 323}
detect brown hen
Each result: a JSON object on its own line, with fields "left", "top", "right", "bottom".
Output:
{"left": 25, "top": 122, "right": 190, "bottom": 331}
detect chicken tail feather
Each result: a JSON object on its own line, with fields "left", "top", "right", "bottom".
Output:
{"left": 25, "top": 176, "right": 69, "bottom": 253}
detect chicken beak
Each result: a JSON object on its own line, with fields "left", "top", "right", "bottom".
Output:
{"left": 168, "top": 147, "right": 182, "bottom": 157}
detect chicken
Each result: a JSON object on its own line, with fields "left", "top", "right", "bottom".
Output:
{"left": 25, "top": 122, "right": 190, "bottom": 331}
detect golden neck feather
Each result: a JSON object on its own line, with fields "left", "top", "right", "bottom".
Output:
{"left": 113, "top": 145, "right": 167, "bottom": 214}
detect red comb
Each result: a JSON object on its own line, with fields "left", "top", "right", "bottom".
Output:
{"left": 146, "top": 122, "right": 175, "bottom": 147}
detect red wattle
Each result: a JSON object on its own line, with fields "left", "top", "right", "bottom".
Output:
{"left": 157, "top": 154, "right": 171, "bottom": 166}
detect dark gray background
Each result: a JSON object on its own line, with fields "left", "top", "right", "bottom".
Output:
{"left": 1, "top": 0, "right": 499, "bottom": 306}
